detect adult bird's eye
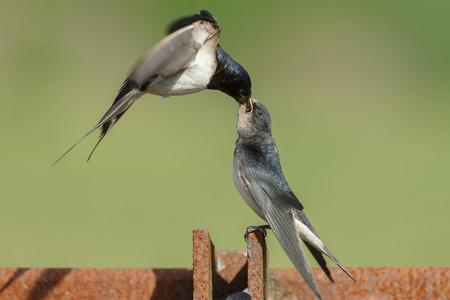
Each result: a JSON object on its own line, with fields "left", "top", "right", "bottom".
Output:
{"left": 240, "top": 89, "right": 247, "bottom": 96}
{"left": 256, "top": 110, "right": 262, "bottom": 116}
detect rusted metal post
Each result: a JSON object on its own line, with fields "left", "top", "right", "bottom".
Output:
{"left": 246, "top": 230, "right": 268, "bottom": 300}
{"left": 192, "top": 228, "right": 268, "bottom": 299}
{"left": 193, "top": 229, "right": 213, "bottom": 300}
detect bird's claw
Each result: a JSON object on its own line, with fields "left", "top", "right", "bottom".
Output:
{"left": 244, "top": 225, "right": 270, "bottom": 242}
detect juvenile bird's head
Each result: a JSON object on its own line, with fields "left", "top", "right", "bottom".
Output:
{"left": 237, "top": 98, "right": 272, "bottom": 138}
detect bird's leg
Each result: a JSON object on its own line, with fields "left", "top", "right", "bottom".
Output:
{"left": 244, "top": 225, "right": 271, "bottom": 241}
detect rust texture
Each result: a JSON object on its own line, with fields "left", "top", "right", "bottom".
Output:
{"left": 0, "top": 268, "right": 192, "bottom": 300}
{"left": 194, "top": 230, "right": 249, "bottom": 299}
{"left": 214, "top": 250, "right": 247, "bottom": 284}
{"left": 193, "top": 228, "right": 213, "bottom": 300}
{"left": 268, "top": 266, "right": 450, "bottom": 300}
{"left": 0, "top": 266, "right": 447, "bottom": 299}
{"left": 213, "top": 250, "right": 248, "bottom": 299}
{"left": 1, "top": 227, "right": 448, "bottom": 300}
{"left": 247, "top": 230, "right": 268, "bottom": 300}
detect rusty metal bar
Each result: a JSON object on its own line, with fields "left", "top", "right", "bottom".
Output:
{"left": 0, "top": 268, "right": 192, "bottom": 300}
{"left": 194, "top": 229, "right": 249, "bottom": 299}
{"left": 193, "top": 229, "right": 213, "bottom": 299}
{"left": 246, "top": 229, "right": 268, "bottom": 300}
{"left": 0, "top": 266, "right": 448, "bottom": 299}
{"left": 0, "top": 228, "right": 448, "bottom": 299}
{"left": 268, "top": 266, "right": 450, "bottom": 300}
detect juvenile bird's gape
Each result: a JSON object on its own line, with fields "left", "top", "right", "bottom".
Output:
{"left": 54, "top": 10, "right": 252, "bottom": 165}
{"left": 245, "top": 97, "right": 254, "bottom": 112}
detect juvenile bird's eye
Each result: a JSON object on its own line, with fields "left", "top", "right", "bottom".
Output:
{"left": 246, "top": 107, "right": 251, "bottom": 113}
{"left": 256, "top": 109, "right": 262, "bottom": 116}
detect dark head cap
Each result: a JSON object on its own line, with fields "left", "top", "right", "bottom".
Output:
{"left": 207, "top": 47, "right": 252, "bottom": 108}
{"left": 237, "top": 98, "right": 271, "bottom": 138}
{"left": 224, "top": 59, "right": 252, "bottom": 107}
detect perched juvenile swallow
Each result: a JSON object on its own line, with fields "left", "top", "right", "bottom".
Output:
{"left": 54, "top": 10, "right": 251, "bottom": 164}
{"left": 232, "top": 99, "right": 356, "bottom": 299}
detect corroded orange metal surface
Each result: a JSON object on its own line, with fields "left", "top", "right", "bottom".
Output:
{"left": 1, "top": 266, "right": 447, "bottom": 299}
{"left": 193, "top": 229, "right": 212, "bottom": 300}
{"left": 194, "top": 229, "right": 249, "bottom": 299}
{"left": 247, "top": 230, "right": 267, "bottom": 300}
{"left": 0, "top": 228, "right": 448, "bottom": 300}
{"left": 0, "top": 268, "right": 192, "bottom": 300}
{"left": 269, "top": 266, "right": 450, "bottom": 300}
{"left": 213, "top": 250, "right": 248, "bottom": 298}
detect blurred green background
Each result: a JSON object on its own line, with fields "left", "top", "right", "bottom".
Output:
{"left": 1, "top": 1, "right": 449, "bottom": 270}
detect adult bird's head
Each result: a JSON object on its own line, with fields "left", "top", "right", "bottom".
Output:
{"left": 236, "top": 98, "right": 271, "bottom": 139}
{"left": 222, "top": 57, "right": 252, "bottom": 108}
{"left": 207, "top": 46, "right": 252, "bottom": 109}
{"left": 167, "top": 10, "right": 252, "bottom": 109}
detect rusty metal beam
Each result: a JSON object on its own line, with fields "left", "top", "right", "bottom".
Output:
{"left": 268, "top": 266, "right": 450, "bottom": 300}
{"left": 0, "top": 268, "right": 192, "bottom": 300}
{"left": 0, "top": 228, "right": 448, "bottom": 299}
{"left": 1, "top": 266, "right": 448, "bottom": 299}
{"left": 193, "top": 229, "right": 213, "bottom": 299}
{"left": 194, "top": 229, "right": 249, "bottom": 299}
{"left": 247, "top": 229, "right": 268, "bottom": 300}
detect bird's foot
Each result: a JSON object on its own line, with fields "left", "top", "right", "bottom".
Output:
{"left": 244, "top": 225, "right": 271, "bottom": 242}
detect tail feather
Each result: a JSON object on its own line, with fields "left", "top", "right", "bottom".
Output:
{"left": 265, "top": 211, "right": 322, "bottom": 299}
{"left": 294, "top": 210, "right": 357, "bottom": 282}
{"left": 53, "top": 80, "right": 140, "bottom": 165}
{"left": 86, "top": 111, "right": 126, "bottom": 162}
{"left": 304, "top": 241, "right": 334, "bottom": 282}
{"left": 322, "top": 246, "right": 357, "bottom": 282}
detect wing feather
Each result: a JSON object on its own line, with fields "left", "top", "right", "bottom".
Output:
{"left": 129, "top": 25, "right": 200, "bottom": 85}
{"left": 237, "top": 146, "right": 322, "bottom": 299}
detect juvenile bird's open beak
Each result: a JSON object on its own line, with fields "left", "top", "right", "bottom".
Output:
{"left": 243, "top": 97, "right": 253, "bottom": 112}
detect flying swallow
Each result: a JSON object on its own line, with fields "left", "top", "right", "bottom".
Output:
{"left": 232, "top": 99, "right": 356, "bottom": 299}
{"left": 54, "top": 10, "right": 252, "bottom": 164}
